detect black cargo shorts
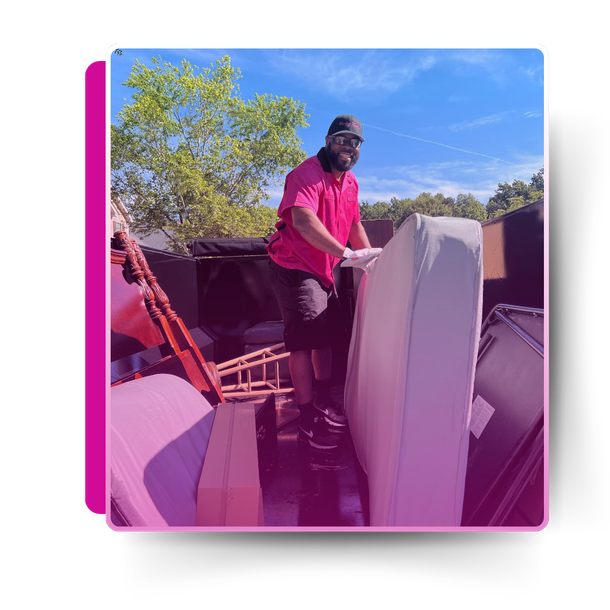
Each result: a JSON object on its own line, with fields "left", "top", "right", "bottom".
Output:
{"left": 268, "top": 259, "right": 339, "bottom": 352}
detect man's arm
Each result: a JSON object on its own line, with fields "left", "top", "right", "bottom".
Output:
{"left": 348, "top": 221, "right": 372, "bottom": 250}
{"left": 291, "top": 207, "right": 346, "bottom": 258}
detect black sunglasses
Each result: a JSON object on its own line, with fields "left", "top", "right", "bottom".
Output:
{"left": 329, "top": 135, "right": 362, "bottom": 149}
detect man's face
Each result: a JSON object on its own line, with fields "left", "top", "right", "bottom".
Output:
{"left": 325, "top": 134, "right": 361, "bottom": 173}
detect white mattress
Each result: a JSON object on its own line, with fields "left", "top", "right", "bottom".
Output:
{"left": 344, "top": 214, "right": 483, "bottom": 526}
{"left": 110, "top": 374, "right": 215, "bottom": 527}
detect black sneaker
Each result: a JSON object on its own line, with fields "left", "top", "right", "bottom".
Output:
{"left": 314, "top": 399, "right": 348, "bottom": 429}
{"left": 298, "top": 416, "right": 340, "bottom": 450}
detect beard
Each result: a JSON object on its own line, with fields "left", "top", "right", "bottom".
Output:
{"left": 326, "top": 142, "right": 360, "bottom": 173}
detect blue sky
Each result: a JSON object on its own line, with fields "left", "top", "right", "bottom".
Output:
{"left": 110, "top": 48, "right": 544, "bottom": 208}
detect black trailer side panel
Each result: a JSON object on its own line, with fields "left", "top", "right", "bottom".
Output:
{"left": 481, "top": 199, "right": 544, "bottom": 320}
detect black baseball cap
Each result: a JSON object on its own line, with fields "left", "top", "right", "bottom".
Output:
{"left": 327, "top": 114, "right": 364, "bottom": 142}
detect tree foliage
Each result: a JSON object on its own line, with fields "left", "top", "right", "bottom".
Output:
{"left": 359, "top": 168, "right": 543, "bottom": 229}
{"left": 111, "top": 56, "right": 309, "bottom": 254}
{"left": 360, "top": 192, "right": 485, "bottom": 230}
{"left": 486, "top": 168, "right": 544, "bottom": 219}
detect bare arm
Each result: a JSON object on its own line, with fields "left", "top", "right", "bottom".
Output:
{"left": 348, "top": 221, "right": 372, "bottom": 250}
{"left": 291, "top": 207, "right": 346, "bottom": 258}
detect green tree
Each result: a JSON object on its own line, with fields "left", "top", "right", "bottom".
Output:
{"left": 359, "top": 200, "right": 392, "bottom": 221}
{"left": 452, "top": 193, "right": 487, "bottom": 222}
{"left": 361, "top": 193, "right": 476, "bottom": 230}
{"left": 530, "top": 167, "right": 544, "bottom": 192}
{"left": 390, "top": 192, "right": 454, "bottom": 229}
{"left": 486, "top": 168, "right": 544, "bottom": 219}
{"left": 111, "top": 56, "right": 309, "bottom": 254}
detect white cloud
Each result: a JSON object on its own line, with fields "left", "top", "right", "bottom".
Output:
{"left": 267, "top": 49, "right": 438, "bottom": 97}
{"left": 524, "top": 111, "right": 542, "bottom": 118}
{"left": 357, "top": 175, "right": 422, "bottom": 203}
{"left": 358, "top": 155, "right": 544, "bottom": 204}
{"left": 268, "top": 49, "right": 538, "bottom": 99}
{"left": 520, "top": 64, "right": 544, "bottom": 86}
{"left": 449, "top": 112, "right": 507, "bottom": 132}
{"left": 263, "top": 186, "right": 285, "bottom": 209}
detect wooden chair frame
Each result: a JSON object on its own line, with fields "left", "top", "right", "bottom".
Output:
{"left": 112, "top": 231, "right": 295, "bottom": 401}
{"left": 216, "top": 343, "right": 293, "bottom": 398}
{"left": 111, "top": 231, "right": 225, "bottom": 404}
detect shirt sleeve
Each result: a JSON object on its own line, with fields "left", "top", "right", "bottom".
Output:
{"left": 279, "top": 164, "right": 322, "bottom": 219}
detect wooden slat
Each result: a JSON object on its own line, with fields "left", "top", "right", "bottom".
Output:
{"left": 218, "top": 351, "right": 290, "bottom": 377}
{"left": 216, "top": 343, "right": 287, "bottom": 370}
{"left": 197, "top": 403, "right": 264, "bottom": 526}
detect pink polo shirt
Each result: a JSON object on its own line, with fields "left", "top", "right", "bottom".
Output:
{"left": 266, "top": 148, "right": 361, "bottom": 287}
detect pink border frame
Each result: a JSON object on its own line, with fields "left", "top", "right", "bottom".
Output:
{"left": 85, "top": 60, "right": 106, "bottom": 515}
{"left": 83, "top": 50, "right": 550, "bottom": 532}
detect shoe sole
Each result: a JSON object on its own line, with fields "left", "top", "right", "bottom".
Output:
{"left": 298, "top": 429, "right": 339, "bottom": 450}
{"left": 315, "top": 407, "right": 347, "bottom": 428}
{"left": 323, "top": 417, "right": 347, "bottom": 429}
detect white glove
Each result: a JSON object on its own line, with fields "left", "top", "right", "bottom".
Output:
{"left": 340, "top": 247, "right": 383, "bottom": 274}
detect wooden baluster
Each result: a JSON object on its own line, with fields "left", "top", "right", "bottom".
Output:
{"left": 113, "top": 232, "right": 162, "bottom": 321}
{"left": 114, "top": 232, "right": 224, "bottom": 404}
{"left": 111, "top": 232, "right": 227, "bottom": 402}
{"left": 131, "top": 240, "right": 178, "bottom": 322}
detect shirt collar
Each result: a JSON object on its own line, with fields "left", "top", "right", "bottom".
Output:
{"left": 317, "top": 147, "right": 332, "bottom": 173}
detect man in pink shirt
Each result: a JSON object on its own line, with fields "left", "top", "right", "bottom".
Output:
{"left": 267, "top": 115, "right": 373, "bottom": 450}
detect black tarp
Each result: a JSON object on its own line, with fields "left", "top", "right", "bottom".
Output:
{"left": 190, "top": 237, "right": 270, "bottom": 257}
